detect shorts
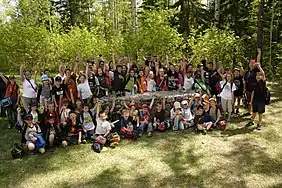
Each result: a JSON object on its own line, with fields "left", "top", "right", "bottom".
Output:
{"left": 252, "top": 101, "right": 265, "bottom": 114}
{"left": 23, "top": 97, "right": 37, "bottom": 108}
{"left": 234, "top": 90, "right": 243, "bottom": 97}
{"left": 65, "top": 135, "right": 79, "bottom": 145}
{"left": 221, "top": 98, "right": 232, "bottom": 113}
{"left": 245, "top": 91, "right": 252, "bottom": 103}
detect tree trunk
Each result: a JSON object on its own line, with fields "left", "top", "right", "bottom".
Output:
{"left": 214, "top": 0, "right": 220, "bottom": 26}
{"left": 132, "top": 0, "right": 137, "bottom": 32}
{"left": 257, "top": 0, "right": 264, "bottom": 63}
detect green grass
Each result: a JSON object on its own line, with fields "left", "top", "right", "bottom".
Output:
{"left": 0, "top": 83, "right": 282, "bottom": 188}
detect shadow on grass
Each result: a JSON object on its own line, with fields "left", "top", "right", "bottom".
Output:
{"left": 222, "top": 138, "right": 282, "bottom": 176}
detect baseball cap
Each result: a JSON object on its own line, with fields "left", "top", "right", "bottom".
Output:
{"left": 194, "top": 93, "right": 201, "bottom": 98}
{"left": 41, "top": 74, "right": 49, "bottom": 81}
{"left": 209, "top": 98, "right": 216, "bottom": 102}
{"left": 174, "top": 101, "right": 181, "bottom": 109}
{"left": 25, "top": 114, "right": 33, "bottom": 121}
{"left": 47, "top": 113, "right": 55, "bottom": 120}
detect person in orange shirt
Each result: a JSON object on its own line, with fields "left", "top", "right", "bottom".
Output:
{"left": 137, "top": 70, "right": 147, "bottom": 94}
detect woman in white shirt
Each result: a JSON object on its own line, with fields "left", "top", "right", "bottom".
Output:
{"left": 77, "top": 63, "right": 93, "bottom": 104}
{"left": 20, "top": 65, "right": 38, "bottom": 111}
{"left": 183, "top": 71, "right": 194, "bottom": 92}
{"left": 219, "top": 72, "right": 237, "bottom": 122}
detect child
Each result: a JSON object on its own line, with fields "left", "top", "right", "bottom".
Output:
{"left": 120, "top": 109, "right": 137, "bottom": 139}
{"left": 52, "top": 76, "right": 65, "bottom": 109}
{"left": 61, "top": 111, "right": 83, "bottom": 147}
{"left": 137, "top": 70, "right": 147, "bottom": 93}
{"left": 181, "top": 100, "right": 194, "bottom": 129}
{"left": 77, "top": 64, "right": 92, "bottom": 104}
{"left": 167, "top": 64, "right": 178, "bottom": 91}
{"left": 233, "top": 64, "right": 244, "bottom": 114}
{"left": 29, "top": 102, "right": 39, "bottom": 125}
{"left": 64, "top": 68, "right": 78, "bottom": 104}
{"left": 95, "top": 103, "right": 112, "bottom": 139}
{"left": 38, "top": 75, "right": 52, "bottom": 106}
{"left": 170, "top": 101, "right": 184, "bottom": 131}
{"left": 113, "top": 65, "right": 125, "bottom": 96}
{"left": 153, "top": 95, "right": 169, "bottom": 132}
{"left": 80, "top": 104, "right": 95, "bottom": 140}
{"left": 125, "top": 69, "right": 137, "bottom": 96}
{"left": 59, "top": 99, "right": 70, "bottom": 124}
{"left": 97, "top": 67, "right": 109, "bottom": 98}
{"left": 18, "top": 110, "right": 46, "bottom": 154}
{"left": 146, "top": 71, "right": 156, "bottom": 92}
{"left": 190, "top": 93, "right": 202, "bottom": 115}
{"left": 183, "top": 71, "right": 194, "bottom": 92}
{"left": 139, "top": 98, "right": 155, "bottom": 137}
{"left": 245, "top": 62, "right": 266, "bottom": 130}
{"left": 44, "top": 114, "right": 61, "bottom": 151}
{"left": 155, "top": 68, "right": 168, "bottom": 91}
{"left": 219, "top": 72, "right": 236, "bottom": 122}
{"left": 207, "top": 98, "right": 223, "bottom": 127}
{"left": 194, "top": 105, "right": 213, "bottom": 135}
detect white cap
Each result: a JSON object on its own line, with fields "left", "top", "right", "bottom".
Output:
{"left": 174, "top": 102, "right": 181, "bottom": 109}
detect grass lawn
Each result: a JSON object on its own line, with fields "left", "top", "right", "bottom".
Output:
{"left": 0, "top": 83, "right": 282, "bottom": 188}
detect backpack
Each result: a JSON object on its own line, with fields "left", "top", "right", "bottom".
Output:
{"left": 11, "top": 143, "right": 24, "bottom": 159}
{"left": 91, "top": 142, "right": 101, "bottom": 153}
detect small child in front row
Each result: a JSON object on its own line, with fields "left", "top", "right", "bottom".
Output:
{"left": 119, "top": 109, "right": 138, "bottom": 139}
{"left": 80, "top": 104, "right": 95, "bottom": 140}
{"left": 194, "top": 105, "right": 213, "bottom": 135}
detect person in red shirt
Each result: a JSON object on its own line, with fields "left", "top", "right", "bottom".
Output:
{"left": 0, "top": 74, "right": 20, "bottom": 128}
{"left": 64, "top": 68, "right": 78, "bottom": 105}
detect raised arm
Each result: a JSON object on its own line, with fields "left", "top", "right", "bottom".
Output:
{"left": 257, "top": 48, "right": 262, "bottom": 64}
{"left": 85, "top": 62, "right": 89, "bottom": 80}
{"left": 73, "top": 61, "right": 79, "bottom": 75}
{"left": 112, "top": 53, "right": 116, "bottom": 71}
{"left": 110, "top": 98, "right": 115, "bottom": 113}
{"left": 149, "top": 97, "right": 155, "bottom": 109}
{"left": 238, "top": 62, "right": 245, "bottom": 77}
{"left": 0, "top": 73, "right": 8, "bottom": 85}
{"left": 162, "top": 95, "right": 166, "bottom": 110}
{"left": 20, "top": 65, "right": 25, "bottom": 82}
{"left": 17, "top": 108, "right": 23, "bottom": 127}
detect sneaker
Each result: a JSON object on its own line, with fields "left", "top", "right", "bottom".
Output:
{"left": 82, "top": 139, "right": 87, "bottom": 144}
{"left": 235, "top": 109, "right": 239, "bottom": 114}
{"left": 257, "top": 124, "right": 262, "bottom": 130}
{"left": 110, "top": 142, "right": 118, "bottom": 148}
{"left": 147, "top": 132, "right": 152, "bottom": 137}
{"left": 245, "top": 121, "right": 254, "bottom": 127}
{"left": 202, "top": 129, "right": 207, "bottom": 135}
{"left": 138, "top": 133, "right": 143, "bottom": 137}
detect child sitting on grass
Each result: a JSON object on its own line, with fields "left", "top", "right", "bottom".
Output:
{"left": 18, "top": 110, "right": 46, "bottom": 154}
{"left": 170, "top": 101, "right": 184, "bottom": 131}
{"left": 194, "top": 105, "right": 213, "bottom": 135}
{"left": 119, "top": 109, "right": 137, "bottom": 139}
{"left": 61, "top": 111, "right": 83, "bottom": 147}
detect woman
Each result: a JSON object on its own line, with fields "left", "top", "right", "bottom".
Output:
{"left": 20, "top": 65, "right": 38, "bottom": 111}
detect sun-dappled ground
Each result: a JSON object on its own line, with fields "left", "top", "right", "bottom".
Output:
{"left": 0, "top": 83, "right": 282, "bottom": 188}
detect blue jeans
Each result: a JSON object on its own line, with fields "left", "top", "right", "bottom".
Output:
{"left": 140, "top": 122, "right": 153, "bottom": 132}
{"left": 172, "top": 116, "right": 184, "bottom": 131}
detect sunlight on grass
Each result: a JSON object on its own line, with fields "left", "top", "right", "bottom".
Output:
{"left": 1, "top": 83, "right": 282, "bottom": 188}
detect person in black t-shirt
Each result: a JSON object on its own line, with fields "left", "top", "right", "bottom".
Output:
{"left": 153, "top": 95, "right": 169, "bottom": 132}
{"left": 233, "top": 64, "right": 245, "bottom": 114}
{"left": 52, "top": 76, "right": 65, "bottom": 109}
{"left": 245, "top": 51, "right": 266, "bottom": 130}
{"left": 167, "top": 64, "right": 178, "bottom": 90}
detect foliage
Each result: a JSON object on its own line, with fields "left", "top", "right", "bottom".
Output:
{"left": 189, "top": 27, "right": 244, "bottom": 67}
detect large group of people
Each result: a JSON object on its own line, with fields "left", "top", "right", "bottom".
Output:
{"left": 0, "top": 48, "right": 268, "bottom": 155}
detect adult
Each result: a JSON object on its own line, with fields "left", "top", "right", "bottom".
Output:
{"left": 243, "top": 50, "right": 261, "bottom": 116}
{"left": 56, "top": 65, "right": 66, "bottom": 82}
{"left": 0, "top": 74, "right": 20, "bottom": 128}
{"left": 0, "top": 73, "right": 8, "bottom": 117}
{"left": 20, "top": 65, "right": 38, "bottom": 111}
